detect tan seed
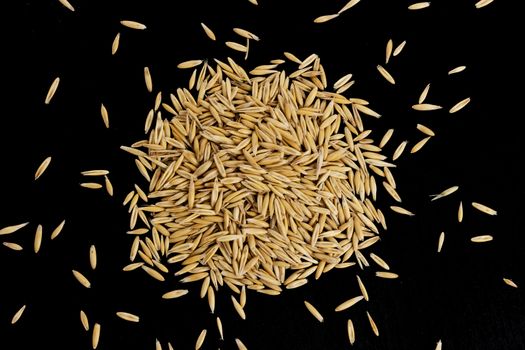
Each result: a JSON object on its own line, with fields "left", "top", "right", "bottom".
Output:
{"left": 50, "top": 220, "right": 66, "bottom": 240}
{"left": 503, "top": 278, "right": 518, "bottom": 288}
{"left": 377, "top": 65, "right": 395, "bottom": 84}
{"left": 80, "top": 310, "right": 89, "bottom": 331}
{"left": 122, "top": 262, "right": 144, "bottom": 271}
{"left": 357, "top": 275, "right": 369, "bottom": 301}
{"left": 92, "top": 323, "right": 101, "bottom": 349}
{"left": 370, "top": 253, "right": 390, "bottom": 270}
{"left": 120, "top": 20, "right": 146, "bottom": 30}
{"left": 339, "top": 0, "right": 361, "bottom": 13}
{"left": 375, "top": 271, "right": 399, "bottom": 279}
{"left": 216, "top": 317, "right": 224, "bottom": 340}
{"left": 45, "top": 77, "right": 60, "bottom": 104}
{"left": 195, "top": 329, "right": 207, "bottom": 350}
{"left": 334, "top": 73, "right": 353, "bottom": 89}
{"left": 449, "top": 97, "right": 471, "bottom": 113}
{"left": 304, "top": 301, "right": 324, "bottom": 322}
{"left": 104, "top": 176, "right": 114, "bottom": 196}
{"left": 58, "top": 0, "right": 75, "bottom": 11}
{"left": 418, "top": 83, "right": 431, "bottom": 104}
{"left": 410, "top": 137, "right": 431, "bottom": 153}
{"left": 200, "top": 23, "right": 216, "bottom": 41}
{"left": 123, "top": 190, "right": 135, "bottom": 206}
{"left": 475, "top": 0, "right": 494, "bottom": 8}
{"left": 3, "top": 242, "right": 23, "bottom": 251}
{"left": 142, "top": 266, "right": 165, "bottom": 281}
{"left": 430, "top": 185, "right": 459, "bottom": 201}
{"left": 347, "top": 319, "right": 355, "bottom": 345}
{"left": 81, "top": 183, "right": 103, "bottom": 189}
{"left": 393, "top": 40, "right": 406, "bottom": 56}
{"left": 127, "top": 228, "right": 148, "bottom": 235}
{"left": 355, "top": 104, "right": 381, "bottom": 118}
{"left": 283, "top": 51, "right": 301, "bottom": 63}
{"left": 385, "top": 39, "right": 393, "bottom": 64}
{"left": 379, "top": 129, "right": 394, "bottom": 148}
{"left": 416, "top": 123, "right": 435, "bottom": 136}
{"left": 34, "top": 224, "right": 43, "bottom": 253}
{"left": 11, "top": 305, "right": 26, "bottom": 324}
{"left": 412, "top": 103, "right": 442, "bottom": 111}
{"left": 188, "top": 69, "right": 197, "bottom": 89}
{"left": 225, "top": 41, "right": 248, "bottom": 52}
{"left": 81, "top": 170, "right": 109, "bottom": 176}
{"left": 233, "top": 28, "right": 260, "bottom": 41}
{"left": 116, "top": 312, "right": 140, "bottom": 322}
{"left": 390, "top": 206, "right": 415, "bottom": 216}
{"left": 366, "top": 311, "right": 379, "bottom": 336}
{"left": 35, "top": 156, "right": 52, "bottom": 180}
{"left": 393, "top": 140, "right": 408, "bottom": 160}
{"left": 72, "top": 270, "right": 91, "bottom": 288}
{"left": 231, "top": 296, "right": 246, "bottom": 320}
{"left": 437, "top": 232, "right": 445, "bottom": 253}
{"left": 100, "top": 103, "right": 109, "bottom": 128}
{"left": 162, "top": 289, "right": 189, "bottom": 299}
{"left": 144, "top": 67, "right": 153, "bottom": 92}
{"left": 235, "top": 338, "right": 248, "bottom": 350}
{"left": 240, "top": 286, "right": 247, "bottom": 307}
{"left": 408, "top": 2, "right": 431, "bottom": 10}
{"left": 471, "top": 235, "right": 493, "bottom": 243}
{"left": 111, "top": 33, "right": 120, "bottom": 55}
{"left": 207, "top": 286, "right": 215, "bottom": 313}
{"left": 335, "top": 296, "right": 364, "bottom": 312}
{"left": 177, "top": 60, "right": 203, "bottom": 69}
{"left": 89, "top": 245, "right": 97, "bottom": 270}
{"left": 472, "top": 202, "right": 497, "bottom": 216}
{"left": 0, "top": 222, "right": 29, "bottom": 235}
{"left": 448, "top": 65, "right": 467, "bottom": 75}
{"left": 313, "top": 14, "right": 339, "bottom": 23}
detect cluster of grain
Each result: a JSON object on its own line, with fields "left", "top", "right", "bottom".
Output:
{"left": 121, "top": 54, "right": 392, "bottom": 298}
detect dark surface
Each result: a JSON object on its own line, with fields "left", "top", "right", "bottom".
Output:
{"left": 1, "top": 0, "right": 524, "bottom": 349}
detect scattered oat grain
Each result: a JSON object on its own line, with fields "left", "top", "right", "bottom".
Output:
{"left": 304, "top": 301, "right": 324, "bottom": 322}
{"left": 35, "top": 156, "right": 52, "bottom": 180}
{"left": 45, "top": 77, "right": 60, "bottom": 104}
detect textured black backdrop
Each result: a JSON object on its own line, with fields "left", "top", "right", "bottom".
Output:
{"left": 1, "top": 0, "right": 524, "bottom": 349}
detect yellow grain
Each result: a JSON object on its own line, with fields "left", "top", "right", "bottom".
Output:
{"left": 0, "top": 222, "right": 29, "bottom": 235}
{"left": 313, "top": 14, "right": 339, "bottom": 23}
{"left": 120, "top": 20, "right": 146, "bottom": 30}
{"left": 11, "top": 305, "right": 26, "bottom": 324}
{"left": 45, "top": 77, "right": 60, "bottom": 104}
{"left": 200, "top": 23, "right": 216, "bottom": 41}
{"left": 50, "top": 220, "right": 66, "bottom": 240}
{"left": 111, "top": 33, "right": 120, "bottom": 55}
{"left": 304, "top": 301, "right": 323, "bottom": 322}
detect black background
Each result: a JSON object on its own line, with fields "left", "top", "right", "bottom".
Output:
{"left": 1, "top": 0, "right": 524, "bottom": 349}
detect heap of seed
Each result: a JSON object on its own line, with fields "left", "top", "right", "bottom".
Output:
{"left": 121, "top": 54, "right": 394, "bottom": 297}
